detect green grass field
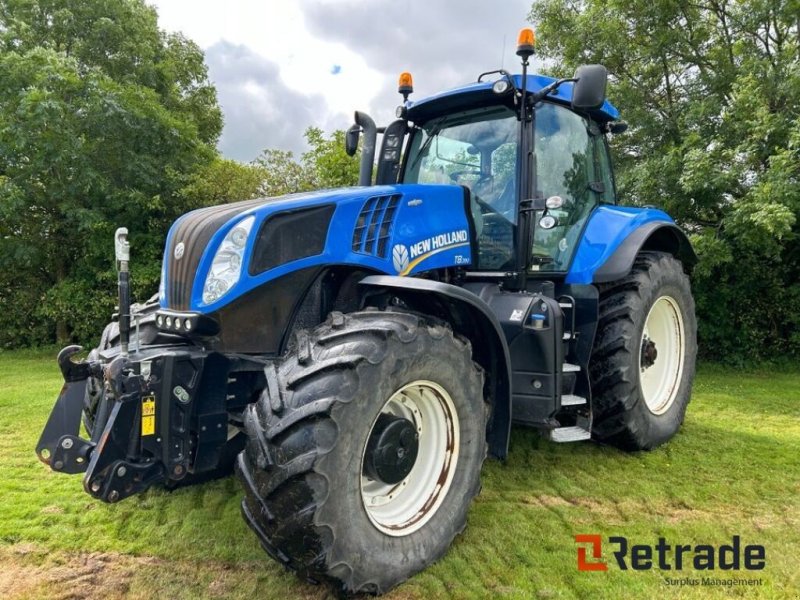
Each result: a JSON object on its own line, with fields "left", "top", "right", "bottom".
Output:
{"left": 1, "top": 349, "right": 798, "bottom": 599}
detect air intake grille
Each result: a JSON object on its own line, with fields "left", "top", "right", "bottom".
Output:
{"left": 352, "top": 194, "right": 401, "bottom": 257}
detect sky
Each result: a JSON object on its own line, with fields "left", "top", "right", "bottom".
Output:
{"left": 149, "top": 0, "right": 538, "bottom": 162}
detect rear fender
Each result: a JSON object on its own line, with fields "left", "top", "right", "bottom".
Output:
{"left": 567, "top": 206, "right": 697, "bottom": 284}
{"left": 359, "top": 275, "right": 512, "bottom": 459}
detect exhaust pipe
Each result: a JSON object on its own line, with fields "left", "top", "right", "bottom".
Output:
{"left": 354, "top": 111, "right": 376, "bottom": 186}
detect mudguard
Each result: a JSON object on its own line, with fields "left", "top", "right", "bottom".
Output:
{"left": 566, "top": 206, "right": 696, "bottom": 285}
{"left": 359, "top": 275, "right": 512, "bottom": 459}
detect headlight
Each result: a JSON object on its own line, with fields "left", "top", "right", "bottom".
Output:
{"left": 202, "top": 215, "right": 255, "bottom": 305}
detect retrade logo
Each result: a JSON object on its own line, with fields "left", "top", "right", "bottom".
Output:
{"left": 575, "top": 535, "right": 607, "bottom": 571}
{"left": 574, "top": 535, "right": 766, "bottom": 572}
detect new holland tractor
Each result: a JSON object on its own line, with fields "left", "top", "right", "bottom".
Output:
{"left": 37, "top": 28, "right": 697, "bottom": 595}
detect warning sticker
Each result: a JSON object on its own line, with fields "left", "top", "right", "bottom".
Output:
{"left": 141, "top": 395, "right": 156, "bottom": 436}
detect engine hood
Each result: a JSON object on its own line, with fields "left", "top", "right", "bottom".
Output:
{"left": 161, "top": 184, "right": 473, "bottom": 312}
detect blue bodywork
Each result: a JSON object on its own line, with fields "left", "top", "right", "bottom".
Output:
{"left": 163, "top": 184, "right": 472, "bottom": 313}
{"left": 407, "top": 74, "right": 620, "bottom": 121}
{"left": 565, "top": 206, "right": 675, "bottom": 284}
{"left": 162, "top": 183, "right": 672, "bottom": 314}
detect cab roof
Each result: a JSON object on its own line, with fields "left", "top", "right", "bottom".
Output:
{"left": 406, "top": 73, "right": 620, "bottom": 124}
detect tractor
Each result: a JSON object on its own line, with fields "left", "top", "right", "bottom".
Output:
{"left": 37, "top": 28, "right": 697, "bottom": 595}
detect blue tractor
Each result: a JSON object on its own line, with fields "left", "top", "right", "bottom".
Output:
{"left": 37, "top": 29, "right": 697, "bottom": 595}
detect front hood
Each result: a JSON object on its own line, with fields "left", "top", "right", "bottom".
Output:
{"left": 162, "top": 184, "right": 473, "bottom": 312}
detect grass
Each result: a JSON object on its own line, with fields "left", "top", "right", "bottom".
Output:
{"left": 0, "top": 349, "right": 798, "bottom": 599}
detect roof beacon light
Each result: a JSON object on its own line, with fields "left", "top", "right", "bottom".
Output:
{"left": 516, "top": 28, "right": 535, "bottom": 58}
{"left": 398, "top": 72, "right": 414, "bottom": 102}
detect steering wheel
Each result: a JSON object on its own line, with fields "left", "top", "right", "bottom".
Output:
{"left": 449, "top": 170, "right": 482, "bottom": 182}
{"left": 473, "top": 193, "right": 516, "bottom": 225}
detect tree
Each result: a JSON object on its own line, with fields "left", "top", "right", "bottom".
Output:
{"left": 180, "top": 158, "right": 267, "bottom": 208}
{"left": 0, "top": 0, "right": 222, "bottom": 346}
{"left": 530, "top": 0, "right": 800, "bottom": 360}
{"left": 254, "top": 127, "right": 360, "bottom": 196}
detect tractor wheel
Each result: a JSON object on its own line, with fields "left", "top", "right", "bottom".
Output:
{"left": 589, "top": 252, "right": 697, "bottom": 450}
{"left": 237, "top": 309, "right": 488, "bottom": 595}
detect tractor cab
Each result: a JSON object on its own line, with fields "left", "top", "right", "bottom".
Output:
{"left": 400, "top": 87, "right": 618, "bottom": 275}
{"left": 350, "top": 54, "right": 620, "bottom": 290}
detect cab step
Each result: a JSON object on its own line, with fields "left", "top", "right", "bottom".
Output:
{"left": 549, "top": 426, "right": 592, "bottom": 443}
{"left": 561, "top": 394, "right": 587, "bottom": 406}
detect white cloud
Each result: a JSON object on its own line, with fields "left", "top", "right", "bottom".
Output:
{"left": 149, "top": 0, "right": 536, "bottom": 158}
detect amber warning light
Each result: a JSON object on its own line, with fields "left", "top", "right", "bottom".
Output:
{"left": 398, "top": 72, "right": 414, "bottom": 101}
{"left": 516, "top": 28, "right": 536, "bottom": 58}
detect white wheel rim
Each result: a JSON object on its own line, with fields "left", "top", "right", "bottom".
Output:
{"left": 360, "top": 380, "right": 459, "bottom": 537}
{"left": 640, "top": 296, "right": 685, "bottom": 415}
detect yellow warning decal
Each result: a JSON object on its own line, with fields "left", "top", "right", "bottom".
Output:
{"left": 141, "top": 395, "right": 156, "bottom": 436}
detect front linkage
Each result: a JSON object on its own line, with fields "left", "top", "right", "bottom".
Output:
{"left": 36, "top": 229, "right": 249, "bottom": 503}
{"left": 36, "top": 344, "right": 220, "bottom": 502}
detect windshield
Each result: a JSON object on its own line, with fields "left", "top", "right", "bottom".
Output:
{"left": 403, "top": 106, "right": 519, "bottom": 270}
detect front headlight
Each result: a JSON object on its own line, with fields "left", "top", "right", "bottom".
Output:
{"left": 202, "top": 215, "right": 255, "bottom": 305}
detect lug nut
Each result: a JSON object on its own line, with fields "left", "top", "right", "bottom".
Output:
{"left": 90, "top": 480, "right": 102, "bottom": 493}
{"left": 117, "top": 466, "right": 127, "bottom": 477}
{"left": 108, "top": 490, "right": 120, "bottom": 503}
{"left": 53, "top": 460, "right": 64, "bottom": 470}
{"left": 61, "top": 438, "right": 73, "bottom": 450}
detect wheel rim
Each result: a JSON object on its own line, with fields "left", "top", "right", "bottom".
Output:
{"left": 639, "top": 296, "right": 685, "bottom": 415}
{"left": 360, "top": 380, "right": 459, "bottom": 537}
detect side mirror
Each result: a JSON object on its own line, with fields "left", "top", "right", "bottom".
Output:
{"left": 345, "top": 124, "right": 360, "bottom": 157}
{"left": 571, "top": 64, "right": 608, "bottom": 110}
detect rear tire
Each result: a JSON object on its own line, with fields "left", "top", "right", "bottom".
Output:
{"left": 237, "top": 309, "right": 488, "bottom": 594}
{"left": 589, "top": 252, "right": 697, "bottom": 450}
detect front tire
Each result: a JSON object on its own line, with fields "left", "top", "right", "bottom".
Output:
{"left": 589, "top": 252, "right": 697, "bottom": 450}
{"left": 237, "top": 309, "right": 488, "bottom": 595}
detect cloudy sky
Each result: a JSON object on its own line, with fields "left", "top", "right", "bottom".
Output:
{"left": 149, "top": 0, "right": 538, "bottom": 162}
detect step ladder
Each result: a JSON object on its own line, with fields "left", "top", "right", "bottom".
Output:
{"left": 547, "top": 361, "right": 591, "bottom": 442}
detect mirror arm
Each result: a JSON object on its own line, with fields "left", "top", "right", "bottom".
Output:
{"left": 529, "top": 77, "right": 577, "bottom": 105}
